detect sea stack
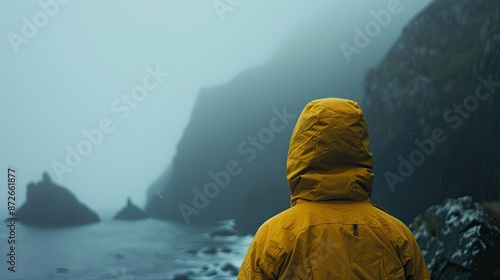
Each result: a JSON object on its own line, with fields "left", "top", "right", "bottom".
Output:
{"left": 16, "top": 172, "right": 100, "bottom": 226}
{"left": 114, "top": 197, "right": 149, "bottom": 220}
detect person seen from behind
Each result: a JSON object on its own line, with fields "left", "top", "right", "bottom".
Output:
{"left": 238, "top": 98, "right": 430, "bottom": 279}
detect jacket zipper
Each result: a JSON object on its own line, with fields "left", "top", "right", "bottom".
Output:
{"left": 353, "top": 224, "right": 358, "bottom": 236}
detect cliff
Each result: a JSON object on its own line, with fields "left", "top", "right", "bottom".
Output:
{"left": 363, "top": 0, "right": 500, "bottom": 222}
{"left": 145, "top": 12, "right": 382, "bottom": 230}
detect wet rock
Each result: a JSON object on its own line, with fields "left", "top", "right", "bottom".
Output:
{"left": 220, "top": 262, "right": 239, "bottom": 276}
{"left": 202, "top": 246, "right": 217, "bottom": 255}
{"left": 221, "top": 247, "right": 232, "bottom": 253}
{"left": 411, "top": 196, "right": 500, "bottom": 279}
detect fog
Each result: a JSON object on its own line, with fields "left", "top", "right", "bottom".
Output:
{"left": 0, "top": 0, "right": 432, "bottom": 217}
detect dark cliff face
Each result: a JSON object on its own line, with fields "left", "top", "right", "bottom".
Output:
{"left": 145, "top": 13, "right": 392, "bottom": 227}
{"left": 145, "top": 59, "right": 343, "bottom": 227}
{"left": 363, "top": 0, "right": 500, "bottom": 222}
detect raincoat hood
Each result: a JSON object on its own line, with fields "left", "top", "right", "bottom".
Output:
{"left": 286, "top": 98, "right": 374, "bottom": 206}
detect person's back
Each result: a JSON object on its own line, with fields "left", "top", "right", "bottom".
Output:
{"left": 238, "top": 98, "right": 430, "bottom": 279}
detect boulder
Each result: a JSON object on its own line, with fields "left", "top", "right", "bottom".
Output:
{"left": 411, "top": 196, "right": 500, "bottom": 279}
{"left": 16, "top": 172, "right": 100, "bottom": 226}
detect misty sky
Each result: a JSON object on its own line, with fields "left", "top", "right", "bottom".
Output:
{"left": 0, "top": 0, "right": 432, "bottom": 218}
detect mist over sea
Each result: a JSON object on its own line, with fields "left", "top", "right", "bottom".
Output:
{"left": 0, "top": 214, "right": 251, "bottom": 280}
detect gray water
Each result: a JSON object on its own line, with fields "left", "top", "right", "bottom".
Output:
{"left": 0, "top": 217, "right": 251, "bottom": 280}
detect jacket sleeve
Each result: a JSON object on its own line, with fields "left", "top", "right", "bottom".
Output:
{"left": 238, "top": 225, "right": 275, "bottom": 280}
{"left": 400, "top": 225, "right": 431, "bottom": 280}
{"left": 237, "top": 238, "right": 270, "bottom": 280}
{"left": 238, "top": 220, "right": 295, "bottom": 280}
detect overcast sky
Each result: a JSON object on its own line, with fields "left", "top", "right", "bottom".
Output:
{"left": 0, "top": 0, "right": 432, "bottom": 217}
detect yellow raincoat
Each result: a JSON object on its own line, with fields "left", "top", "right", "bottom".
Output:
{"left": 238, "top": 98, "right": 430, "bottom": 279}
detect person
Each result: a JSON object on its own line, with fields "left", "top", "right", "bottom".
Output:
{"left": 237, "top": 98, "right": 430, "bottom": 279}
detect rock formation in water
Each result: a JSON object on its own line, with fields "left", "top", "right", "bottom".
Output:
{"left": 16, "top": 172, "right": 100, "bottom": 227}
{"left": 114, "top": 198, "right": 149, "bottom": 220}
